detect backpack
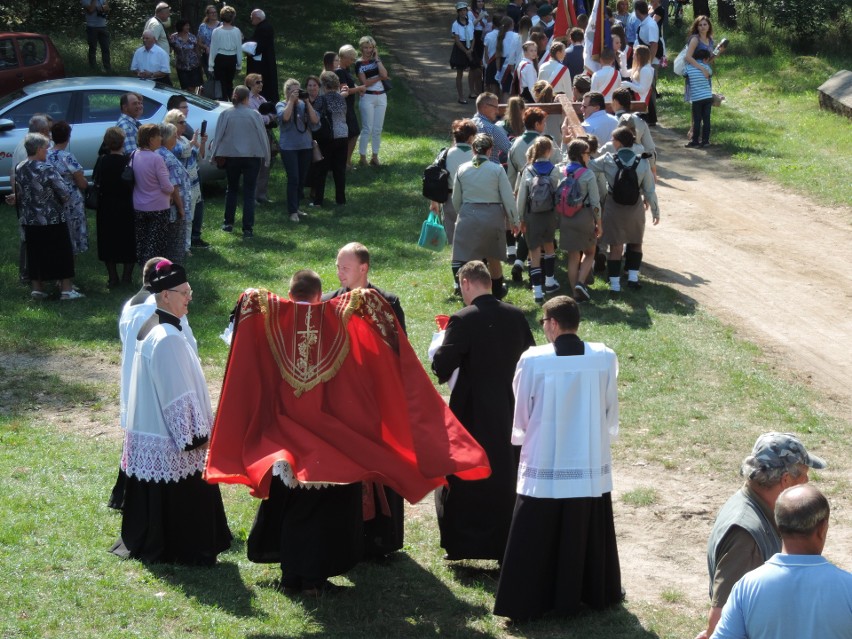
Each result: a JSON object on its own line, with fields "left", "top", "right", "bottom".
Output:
{"left": 526, "top": 165, "right": 556, "bottom": 214}
{"left": 555, "top": 164, "right": 588, "bottom": 218}
{"left": 422, "top": 148, "right": 450, "bottom": 203}
{"left": 611, "top": 152, "right": 641, "bottom": 206}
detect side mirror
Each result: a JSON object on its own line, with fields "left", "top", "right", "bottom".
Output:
{"left": 0, "top": 119, "right": 15, "bottom": 133}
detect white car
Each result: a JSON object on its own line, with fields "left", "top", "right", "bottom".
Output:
{"left": 0, "top": 77, "right": 231, "bottom": 192}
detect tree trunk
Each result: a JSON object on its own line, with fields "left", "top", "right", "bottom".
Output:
{"left": 717, "top": 0, "right": 737, "bottom": 27}
{"left": 693, "top": 0, "right": 711, "bottom": 19}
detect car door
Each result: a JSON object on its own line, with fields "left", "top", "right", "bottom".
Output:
{"left": 0, "top": 89, "right": 73, "bottom": 191}
{"left": 73, "top": 89, "right": 165, "bottom": 179}
{"left": 0, "top": 35, "right": 23, "bottom": 95}
{"left": 16, "top": 36, "right": 50, "bottom": 87}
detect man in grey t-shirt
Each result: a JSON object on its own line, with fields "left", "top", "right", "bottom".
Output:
{"left": 82, "top": 0, "right": 111, "bottom": 71}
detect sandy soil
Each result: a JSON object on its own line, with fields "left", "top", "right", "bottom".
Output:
{"left": 357, "top": 0, "right": 852, "bottom": 614}
{"left": 1, "top": 0, "right": 850, "bottom": 631}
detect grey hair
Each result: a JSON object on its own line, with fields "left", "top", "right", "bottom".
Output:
{"left": 741, "top": 455, "right": 804, "bottom": 489}
{"left": 231, "top": 84, "right": 251, "bottom": 105}
{"left": 775, "top": 485, "right": 830, "bottom": 536}
{"left": 252, "top": 9, "right": 266, "bottom": 20}
{"left": 158, "top": 122, "right": 177, "bottom": 142}
{"left": 319, "top": 70, "right": 340, "bottom": 91}
{"left": 472, "top": 133, "right": 494, "bottom": 154}
{"left": 339, "top": 44, "right": 357, "bottom": 60}
{"left": 24, "top": 132, "right": 49, "bottom": 156}
{"left": 28, "top": 115, "right": 50, "bottom": 133}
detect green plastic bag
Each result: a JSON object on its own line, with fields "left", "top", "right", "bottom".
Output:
{"left": 417, "top": 211, "right": 448, "bottom": 252}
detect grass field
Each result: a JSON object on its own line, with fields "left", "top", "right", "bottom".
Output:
{"left": 1, "top": 1, "right": 850, "bottom": 638}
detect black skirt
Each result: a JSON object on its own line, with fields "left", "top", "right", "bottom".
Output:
{"left": 450, "top": 44, "right": 472, "bottom": 70}
{"left": 110, "top": 471, "right": 232, "bottom": 566}
{"left": 363, "top": 484, "right": 405, "bottom": 558}
{"left": 24, "top": 223, "right": 74, "bottom": 281}
{"left": 493, "top": 492, "right": 623, "bottom": 621}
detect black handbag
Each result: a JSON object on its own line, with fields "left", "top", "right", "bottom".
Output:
{"left": 121, "top": 151, "right": 136, "bottom": 187}
{"left": 84, "top": 155, "right": 102, "bottom": 210}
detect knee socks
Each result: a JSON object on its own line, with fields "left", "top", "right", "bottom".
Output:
{"left": 542, "top": 253, "right": 556, "bottom": 285}
{"left": 491, "top": 276, "right": 506, "bottom": 299}
{"left": 529, "top": 265, "right": 543, "bottom": 297}
{"left": 506, "top": 231, "right": 516, "bottom": 259}
{"left": 625, "top": 249, "right": 642, "bottom": 282}
{"left": 608, "top": 259, "right": 622, "bottom": 291}
{"left": 451, "top": 261, "right": 464, "bottom": 290}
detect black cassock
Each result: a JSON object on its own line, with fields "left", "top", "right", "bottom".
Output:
{"left": 432, "top": 294, "right": 535, "bottom": 560}
{"left": 246, "top": 19, "right": 279, "bottom": 103}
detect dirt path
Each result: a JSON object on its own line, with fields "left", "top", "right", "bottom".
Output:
{"left": 358, "top": 0, "right": 852, "bottom": 614}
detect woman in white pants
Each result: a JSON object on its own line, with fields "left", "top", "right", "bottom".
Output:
{"left": 355, "top": 36, "right": 389, "bottom": 166}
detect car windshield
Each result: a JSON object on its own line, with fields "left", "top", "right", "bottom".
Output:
{"left": 0, "top": 89, "right": 26, "bottom": 111}
{"left": 155, "top": 84, "right": 220, "bottom": 111}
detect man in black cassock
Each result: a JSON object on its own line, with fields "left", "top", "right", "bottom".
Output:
{"left": 432, "top": 261, "right": 535, "bottom": 561}
{"left": 246, "top": 8, "right": 279, "bottom": 103}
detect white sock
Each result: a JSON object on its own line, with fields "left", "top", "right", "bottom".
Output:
{"left": 514, "top": 259, "right": 524, "bottom": 268}
{"left": 609, "top": 277, "right": 621, "bottom": 291}
{"left": 533, "top": 285, "right": 543, "bottom": 297}
{"left": 507, "top": 247, "right": 517, "bottom": 258}
{"left": 628, "top": 269, "right": 639, "bottom": 282}
{"left": 545, "top": 276, "right": 557, "bottom": 286}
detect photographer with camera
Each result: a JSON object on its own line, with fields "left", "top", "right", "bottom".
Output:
{"left": 276, "top": 78, "right": 320, "bottom": 223}
{"left": 82, "top": 0, "right": 111, "bottom": 72}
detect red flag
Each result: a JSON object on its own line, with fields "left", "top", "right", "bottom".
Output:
{"left": 555, "top": 0, "right": 575, "bottom": 36}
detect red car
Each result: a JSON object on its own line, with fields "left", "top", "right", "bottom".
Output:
{"left": 0, "top": 33, "right": 65, "bottom": 98}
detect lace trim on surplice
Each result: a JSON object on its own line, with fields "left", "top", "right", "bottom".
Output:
{"left": 122, "top": 431, "right": 208, "bottom": 483}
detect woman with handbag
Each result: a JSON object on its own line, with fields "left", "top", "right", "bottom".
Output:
{"left": 96, "top": 127, "right": 136, "bottom": 288}
{"left": 276, "top": 78, "right": 319, "bottom": 223}
{"left": 311, "top": 72, "right": 350, "bottom": 206}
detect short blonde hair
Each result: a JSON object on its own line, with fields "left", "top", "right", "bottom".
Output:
{"left": 339, "top": 44, "right": 357, "bottom": 60}
{"left": 163, "top": 109, "right": 184, "bottom": 126}
{"left": 358, "top": 36, "right": 376, "bottom": 53}
{"left": 245, "top": 73, "right": 262, "bottom": 87}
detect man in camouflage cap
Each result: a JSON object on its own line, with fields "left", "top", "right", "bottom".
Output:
{"left": 694, "top": 432, "right": 826, "bottom": 639}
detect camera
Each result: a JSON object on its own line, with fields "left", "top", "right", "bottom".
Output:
{"left": 298, "top": 89, "right": 309, "bottom": 100}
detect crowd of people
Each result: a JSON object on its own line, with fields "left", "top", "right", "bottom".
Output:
{"left": 10, "top": 1, "right": 849, "bottom": 635}
{"left": 430, "top": 0, "right": 733, "bottom": 304}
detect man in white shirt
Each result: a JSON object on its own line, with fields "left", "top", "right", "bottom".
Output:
{"left": 493, "top": 295, "right": 622, "bottom": 622}
{"left": 580, "top": 91, "right": 619, "bottom": 144}
{"left": 130, "top": 30, "right": 172, "bottom": 85}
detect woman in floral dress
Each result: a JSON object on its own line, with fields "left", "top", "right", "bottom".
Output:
{"left": 46, "top": 120, "right": 88, "bottom": 256}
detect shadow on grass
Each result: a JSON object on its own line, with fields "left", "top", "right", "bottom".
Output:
{"left": 247, "top": 554, "right": 494, "bottom": 639}
{"left": 584, "top": 279, "right": 696, "bottom": 330}
{"left": 146, "top": 557, "right": 262, "bottom": 620}
{"left": 506, "top": 604, "right": 661, "bottom": 639}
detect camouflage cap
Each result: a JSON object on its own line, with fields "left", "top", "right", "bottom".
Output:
{"left": 751, "top": 432, "right": 827, "bottom": 471}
